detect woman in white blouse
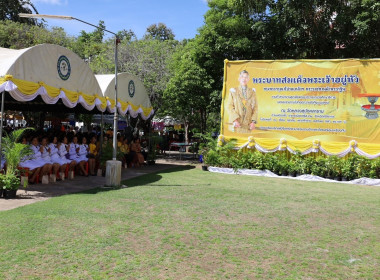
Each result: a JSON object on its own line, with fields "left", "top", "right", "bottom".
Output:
{"left": 49, "top": 136, "right": 67, "bottom": 180}
{"left": 19, "top": 137, "right": 42, "bottom": 184}
{"left": 58, "top": 136, "right": 77, "bottom": 174}
{"left": 40, "top": 137, "right": 59, "bottom": 178}
{"left": 69, "top": 135, "right": 88, "bottom": 176}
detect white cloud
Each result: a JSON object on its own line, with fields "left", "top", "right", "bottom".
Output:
{"left": 32, "top": 0, "right": 68, "bottom": 5}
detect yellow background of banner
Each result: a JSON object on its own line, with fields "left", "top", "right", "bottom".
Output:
{"left": 221, "top": 59, "right": 380, "bottom": 155}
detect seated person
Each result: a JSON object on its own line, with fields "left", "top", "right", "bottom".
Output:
{"left": 119, "top": 138, "right": 130, "bottom": 168}
{"left": 130, "top": 138, "right": 145, "bottom": 167}
{"left": 49, "top": 136, "right": 68, "bottom": 180}
{"left": 77, "top": 136, "right": 89, "bottom": 176}
{"left": 69, "top": 136, "right": 88, "bottom": 176}
{"left": 88, "top": 136, "right": 98, "bottom": 176}
{"left": 41, "top": 137, "right": 59, "bottom": 180}
{"left": 58, "top": 136, "right": 77, "bottom": 174}
{"left": 19, "top": 137, "right": 48, "bottom": 184}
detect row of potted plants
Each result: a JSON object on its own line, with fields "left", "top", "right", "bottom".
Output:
{"left": 201, "top": 140, "right": 380, "bottom": 180}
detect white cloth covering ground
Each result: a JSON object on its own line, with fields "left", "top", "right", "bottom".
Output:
{"left": 208, "top": 166, "right": 380, "bottom": 187}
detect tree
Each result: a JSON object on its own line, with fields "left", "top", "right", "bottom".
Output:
{"left": 189, "top": 0, "right": 380, "bottom": 131}
{"left": 164, "top": 44, "right": 214, "bottom": 142}
{"left": 116, "top": 37, "right": 179, "bottom": 110}
{"left": 86, "top": 34, "right": 179, "bottom": 133}
{"left": 89, "top": 37, "right": 179, "bottom": 109}
{"left": 223, "top": 0, "right": 380, "bottom": 58}
{"left": 117, "top": 29, "right": 137, "bottom": 42}
{"left": 144, "top": 23, "right": 175, "bottom": 41}
{"left": 72, "top": 20, "right": 108, "bottom": 61}
{"left": 187, "top": 0, "right": 259, "bottom": 131}
{"left": 0, "top": 0, "right": 40, "bottom": 25}
{"left": 0, "top": 20, "right": 74, "bottom": 49}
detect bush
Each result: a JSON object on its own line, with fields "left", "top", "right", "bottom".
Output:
{"left": 303, "top": 156, "right": 317, "bottom": 175}
{"left": 369, "top": 158, "right": 380, "bottom": 178}
{"left": 263, "top": 153, "right": 277, "bottom": 171}
{"left": 354, "top": 156, "right": 372, "bottom": 178}
{"left": 204, "top": 150, "right": 220, "bottom": 166}
{"left": 342, "top": 158, "right": 355, "bottom": 180}
{"left": 290, "top": 151, "right": 305, "bottom": 175}
{"left": 325, "top": 156, "right": 342, "bottom": 178}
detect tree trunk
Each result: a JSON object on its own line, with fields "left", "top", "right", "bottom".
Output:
{"left": 184, "top": 119, "right": 189, "bottom": 152}
{"left": 184, "top": 122, "right": 189, "bottom": 143}
{"left": 200, "top": 109, "right": 207, "bottom": 134}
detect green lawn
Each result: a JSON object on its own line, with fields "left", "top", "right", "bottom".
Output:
{"left": 0, "top": 166, "right": 379, "bottom": 279}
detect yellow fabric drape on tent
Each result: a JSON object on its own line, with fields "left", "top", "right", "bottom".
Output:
{"left": 0, "top": 75, "right": 108, "bottom": 110}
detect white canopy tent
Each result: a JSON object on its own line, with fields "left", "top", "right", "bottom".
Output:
{"left": 0, "top": 44, "right": 110, "bottom": 113}
{"left": 95, "top": 73, "right": 154, "bottom": 120}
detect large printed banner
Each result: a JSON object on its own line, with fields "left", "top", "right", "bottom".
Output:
{"left": 220, "top": 59, "right": 380, "bottom": 157}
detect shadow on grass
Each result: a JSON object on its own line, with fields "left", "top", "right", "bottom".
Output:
{"left": 78, "top": 165, "right": 196, "bottom": 195}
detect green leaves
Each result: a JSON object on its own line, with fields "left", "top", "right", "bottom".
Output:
{"left": 0, "top": 20, "right": 74, "bottom": 49}
{"left": 0, "top": 173, "right": 20, "bottom": 190}
{"left": 163, "top": 42, "right": 214, "bottom": 134}
{"left": 1, "top": 128, "right": 33, "bottom": 177}
{"left": 144, "top": 23, "right": 175, "bottom": 41}
{"left": 0, "top": 0, "right": 40, "bottom": 26}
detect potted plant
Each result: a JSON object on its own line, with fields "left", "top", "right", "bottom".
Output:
{"left": 147, "top": 149, "right": 157, "bottom": 165}
{"left": 278, "top": 154, "right": 289, "bottom": 176}
{"left": 269, "top": 153, "right": 281, "bottom": 175}
{"left": 2, "top": 173, "right": 21, "bottom": 199}
{"left": 303, "top": 156, "right": 316, "bottom": 175}
{"left": 203, "top": 149, "right": 219, "bottom": 171}
{"left": 354, "top": 156, "right": 371, "bottom": 179}
{"left": 341, "top": 160, "right": 353, "bottom": 181}
{"left": 331, "top": 156, "right": 343, "bottom": 181}
{"left": 199, "top": 134, "right": 218, "bottom": 171}
{"left": 369, "top": 158, "right": 380, "bottom": 179}
{"left": 288, "top": 160, "right": 297, "bottom": 177}
{"left": 1, "top": 128, "right": 33, "bottom": 199}
{"left": 147, "top": 135, "right": 160, "bottom": 165}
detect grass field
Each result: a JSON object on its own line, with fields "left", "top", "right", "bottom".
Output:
{"left": 0, "top": 166, "right": 379, "bottom": 279}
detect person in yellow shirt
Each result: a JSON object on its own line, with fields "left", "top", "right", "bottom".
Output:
{"left": 88, "top": 136, "right": 98, "bottom": 176}
{"left": 117, "top": 135, "right": 123, "bottom": 148}
{"left": 119, "top": 138, "right": 130, "bottom": 168}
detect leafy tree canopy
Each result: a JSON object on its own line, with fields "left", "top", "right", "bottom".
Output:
{"left": 0, "top": 0, "right": 40, "bottom": 25}
{"left": 144, "top": 22, "right": 175, "bottom": 41}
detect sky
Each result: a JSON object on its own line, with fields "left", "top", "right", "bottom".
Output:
{"left": 30, "top": 0, "right": 210, "bottom": 40}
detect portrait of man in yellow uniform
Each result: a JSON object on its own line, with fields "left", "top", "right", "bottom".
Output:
{"left": 227, "top": 70, "right": 258, "bottom": 133}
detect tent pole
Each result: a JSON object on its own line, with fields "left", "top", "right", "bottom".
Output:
{"left": 112, "top": 36, "right": 119, "bottom": 160}
{"left": 0, "top": 91, "right": 5, "bottom": 160}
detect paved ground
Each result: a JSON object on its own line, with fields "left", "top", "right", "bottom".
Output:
{"left": 0, "top": 156, "right": 200, "bottom": 211}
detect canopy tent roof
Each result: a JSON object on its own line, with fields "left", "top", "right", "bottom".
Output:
{"left": 95, "top": 73, "right": 154, "bottom": 120}
{"left": 0, "top": 44, "right": 112, "bottom": 113}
